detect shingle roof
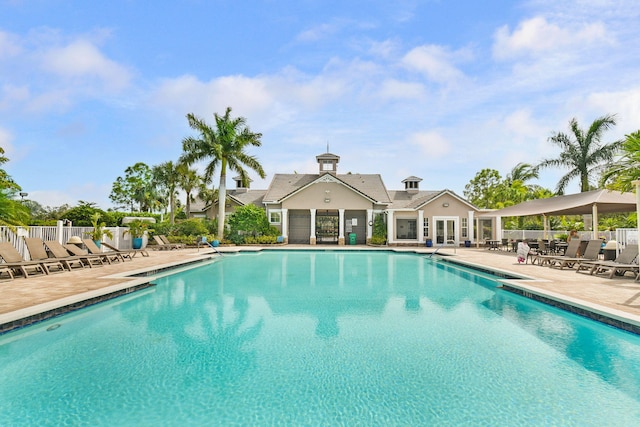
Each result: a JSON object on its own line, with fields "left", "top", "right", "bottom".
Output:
{"left": 263, "top": 173, "right": 391, "bottom": 204}
{"left": 228, "top": 190, "right": 267, "bottom": 206}
{"left": 387, "top": 190, "right": 440, "bottom": 209}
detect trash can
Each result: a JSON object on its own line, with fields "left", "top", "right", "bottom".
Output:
{"left": 603, "top": 240, "right": 617, "bottom": 261}
{"left": 426, "top": 239, "right": 433, "bottom": 247}
{"left": 349, "top": 233, "right": 357, "bottom": 245}
{"left": 464, "top": 240, "right": 471, "bottom": 247}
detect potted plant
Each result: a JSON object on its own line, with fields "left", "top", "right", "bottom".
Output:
{"left": 124, "top": 219, "right": 152, "bottom": 249}
{"left": 84, "top": 212, "right": 113, "bottom": 247}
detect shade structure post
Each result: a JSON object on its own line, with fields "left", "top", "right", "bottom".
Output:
{"left": 634, "top": 180, "right": 640, "bottom": 263}
{"left": 592, "top": 203, "right": 598, "bottom": 239}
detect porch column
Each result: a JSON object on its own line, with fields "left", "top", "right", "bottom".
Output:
{"left": 468, "top": 211, "right": 474, "bottom": 244}
{"left": 310, "top": 209, "right": 317, "bottom": 245}
{"left": 366, "top": 209, "right": 373, "bottom": 240}
{"left": 592, "top": 203, "right": 598, "bottom": 238}
{"left": 282, "top": 209, "right": 288, "bottom": 242}
{"left": 338, "top": 209, "right": 345, "bottom": 245}
{"left": 417, "top": 210, "right": 424, "bottom": 243}
{"left": 496, "top": 216, "right": 502, "bottom": 241}
{"left": 386, "top": 210, "right": 394, "bottom": 245}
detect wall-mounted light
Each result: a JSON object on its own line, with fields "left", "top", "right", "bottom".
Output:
{"left": 442, "top": 203, "right": 449, "bottom": 207}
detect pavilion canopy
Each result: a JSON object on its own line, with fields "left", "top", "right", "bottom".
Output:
{"left": 486, "top": 189, "right": 637, "bottom": 217}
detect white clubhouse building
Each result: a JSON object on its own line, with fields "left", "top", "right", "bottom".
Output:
{"left": 192, "top": 152, "right": 483, "bottom": 246}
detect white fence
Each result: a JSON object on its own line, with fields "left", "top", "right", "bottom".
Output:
{"left": 501, "top": 229, "right": 618, "bottom": 242}
{"left": 0, "top": 222, "right": 140, "bottom": 259}
{"left": 501, "top": 228, "right": 638, "bottom": 253}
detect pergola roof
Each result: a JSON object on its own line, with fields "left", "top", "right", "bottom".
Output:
{"left": 486, "top": 189, "right": 637, "bottom": 217}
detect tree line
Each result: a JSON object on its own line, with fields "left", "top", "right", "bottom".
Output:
{"left": 1, "top": 111, "right": 638, "bottom": 235}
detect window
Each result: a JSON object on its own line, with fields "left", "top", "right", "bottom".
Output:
{"left": 322, "top": 160, "right": 333, "bottom": 171}
{"left": 423, "top": 217, "right": 429, "bottom": 237}
{"left": 461, "top": 218, "right": 468, "bottom": 238}
{"left": 269, "top": 210, "right": 282, "bottom": 224}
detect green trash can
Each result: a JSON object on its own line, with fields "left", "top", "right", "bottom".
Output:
{"left": 349, "top": 233, "right": 357, "bottom": 245}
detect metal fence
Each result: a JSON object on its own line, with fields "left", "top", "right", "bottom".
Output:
{"left": 0, "top": 222, "right": 140, "bottom": 260}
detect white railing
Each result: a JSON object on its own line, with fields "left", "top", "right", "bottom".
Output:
{"left": 0, "top": 222, "right": 138, "bottom": 259}
{"left": 501, "top": 229, "right": 620, "bottom": 242}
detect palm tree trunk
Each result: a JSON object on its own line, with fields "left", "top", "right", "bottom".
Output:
{"left": 169, "top": 193, "right": 175, "bottom": 225}
{"left": 217, "top": 169, "right": 227, "bottom": 240}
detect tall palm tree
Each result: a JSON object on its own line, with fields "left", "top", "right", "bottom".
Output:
{"left": 180, "top": 107, "right": 266, "bottom": 239}
{"left": 177, "top": 165, "right": 203, "bottom": 218}
{"left": 537, "top": 114, "right": 622, "bottom": 194}
{"left": 153, "top": 161, "right": 182, "bottom": 225}
{"left": 600, "top": 130, "right": 640, "bottom": 192}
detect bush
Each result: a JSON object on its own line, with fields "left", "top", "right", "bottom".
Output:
{"left": 227, "top": 205, "right": 271, "bottom": 244}
{"left": 369, "top": 236, "right": 386, "bottom": 245}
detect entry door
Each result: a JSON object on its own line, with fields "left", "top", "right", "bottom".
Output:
{"left": 435, "top": 218, "right": 456, "bottom": 245}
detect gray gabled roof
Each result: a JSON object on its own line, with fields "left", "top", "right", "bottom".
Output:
{"left": 387, "top": 189, "right": 477, "bottom": 210}
{"left": 263, "top": 173, "right": 391, "bottom": 204}
{"left": 227, "top": 190, "right": 267, "bottom": 206}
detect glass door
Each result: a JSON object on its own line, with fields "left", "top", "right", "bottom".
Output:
{"left": 435, "top": 218, "right": 457, "bottom": 245}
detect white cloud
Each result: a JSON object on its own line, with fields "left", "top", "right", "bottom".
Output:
{"left": 408, "top": 131, "right": 451, "bottom": 158}
{"left": 377, "top": 79, "right": 425, "bottom": 100}
{"left": 42, "top": 39, "right": 132, "bottom": 91}
{"left": 402, "top": 45, "right": 466, "bottom": 85}
{"left": 0, "top": 30, "right": 21, "bottom": 59}
{"left": 586, "top": 87, "right": 640, "bottom": 134}
{"left": 493, "top": 16, "right": 609, "bottom": 60}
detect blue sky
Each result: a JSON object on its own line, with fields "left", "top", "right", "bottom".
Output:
{"left": 1, "top": 0, "right": 639, "bottom": 209}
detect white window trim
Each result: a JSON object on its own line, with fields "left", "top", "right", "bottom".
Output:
{"left": 269, "top": 210, "right": 282, "bottom": 224}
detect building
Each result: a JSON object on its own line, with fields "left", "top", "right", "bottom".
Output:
{"left": 191, "top": 152, "right": 481, "bottom": 246}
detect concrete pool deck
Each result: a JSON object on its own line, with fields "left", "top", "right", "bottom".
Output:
{"left": 1, "top": 245, "right": 640, "bottom": 333}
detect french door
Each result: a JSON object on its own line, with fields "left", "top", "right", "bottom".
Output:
{"left": 435, "top": 217, "right": 457, "bottom": 245}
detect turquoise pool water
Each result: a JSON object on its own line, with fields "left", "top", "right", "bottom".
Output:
{"left": 1, "top": 250, "right": 640, "bottom": 425}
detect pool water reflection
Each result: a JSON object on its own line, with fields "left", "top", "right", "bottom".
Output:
{"left": 1, "top": 250, "right": 640, "bottom": 426}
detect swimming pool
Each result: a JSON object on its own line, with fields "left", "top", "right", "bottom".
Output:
{"left": 1, "top": 250, "right": 640, "bottom": 425}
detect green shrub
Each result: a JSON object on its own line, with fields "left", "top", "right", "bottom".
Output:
{"left": 369, "top": 236, "right": 386, "bottom": 245}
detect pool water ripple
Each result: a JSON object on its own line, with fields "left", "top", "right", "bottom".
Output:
{"left": 1, "top": 250, "right": 640, "bottom": 425}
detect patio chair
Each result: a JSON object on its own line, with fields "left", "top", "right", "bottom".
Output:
{"left": 547, "top": 240, "right": 602, "bottom": 270}
{"left": 63, "top": 243, "right": 106, "bottom": 267}
{"left": 82, "top": 239, "right": 125, "bottom": 264}
{"left": 42, "top": 240, "right": 105, "bottom": 268}
{"left": 101, "top": 242, "right": 148, "bottom": 259}
{"left": 577, "top": 244, "right": 639, "bottom": 279}
{"left": 23, "top": 238, "right": 68, "bottom": 273}
{"left": 526, "top": 239, "right": 547, "bottom": 264}
{"left": 159, "top": 235, "right": 183, "bottom": 249}
{"left": 152, "top": 235, "right": 174, "bottom": 250}
{"left": 531, "top": 239, "right": 581, "bottom": 266}
{"left": 42, "top": 239, "right": 99, "bottom": 269}
{"left": 0, "top": 241, "right": 52, "bottom": 278}
{"left": 0, "top": 264, "right": 13, "bottom": 280}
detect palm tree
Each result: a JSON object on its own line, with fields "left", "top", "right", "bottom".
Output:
{"left": 152, "top": 161, "right": 182, "bottom": 225}
{"left": 177, "top": 164, "right": 203, "bottom": 218}
{"left": 600, "top": 130, "right": 640, "bottom": 192}
{"left": 537, "top": 114, "right": 622, "bottom": 194}
{"left": 180, "top": 107, "right": 266, "bottom": 239}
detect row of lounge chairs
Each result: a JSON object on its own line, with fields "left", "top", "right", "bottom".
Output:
{"left": 529, "top": 238, "right": 639, "bottom": 280}
{"left": 0, "top": 237, "right": 149, "bottom": 280}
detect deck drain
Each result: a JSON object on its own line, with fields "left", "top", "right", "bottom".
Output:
{"left": 46, "top": 324, "right": 61, "bottom": 331}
